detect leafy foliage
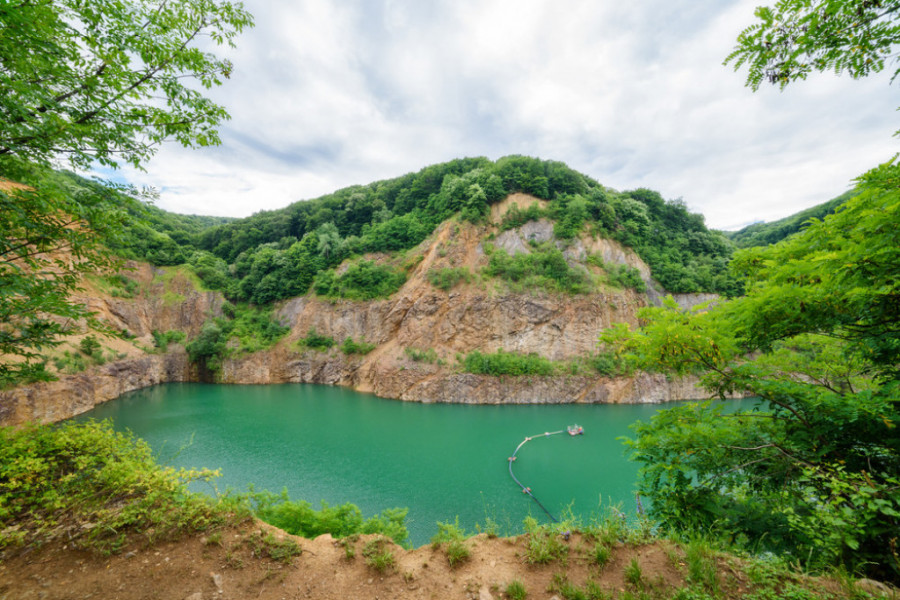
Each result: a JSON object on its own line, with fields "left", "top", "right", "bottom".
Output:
{"left": 725, "top": 0, "right": 900, "bottom": 92}
{"left": 0, "top": 163, "right": 132, "bottom": 386}
{"left": 296, "top": 329, "right": 336, "bottom": 351}
{"left": 462, "top": 349, "right": 555, "bottom": 376}
{"left": 0, "top": 0, "right": 253, "bottom": 169}
{"left": 727, "top": 191, "right": 853, "bottom": 248}
{"left": 250, "top": 489, "right": 408, "bottom": 546}
{"left": 0, "top": 421, "right": 232, "bottom": 553}
{"left": 313, "top": 260, "right": 406, "bottom": 301}
{"left": 606, "top": 159, "right": 900, "bottom": 582}
{"left": 186, "top": 306, "right": 288, "bottom": 373}
{"left": 426, "top": 266, "right": 473, "bottom": 291}
{"left": 484, "top": 243, "right": 592, "bottom": 294}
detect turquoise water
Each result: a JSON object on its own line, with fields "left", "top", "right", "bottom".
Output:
{"left": 75, "top": 383, "right": 719, "bottom": 546}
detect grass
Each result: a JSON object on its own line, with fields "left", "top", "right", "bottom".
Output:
{"left": 625, "top": 558, "right": 644, "bottom": 587}
{"left": 362, "top": 537, "right": 395, "bottom": 572}
{"left": 431, "top": 518, "right": 470, "bottom": 568}
{"left": 245, "top": 531, "right": 302, "bottom": 563}
{"left": 427, "top": 266, "right": 472, "bottom": 291}
{"left": 506, "top": 579, "right": 528, "bottom": 600}
{"left": 523, "top": 517, "right": 568, "bottom": 565}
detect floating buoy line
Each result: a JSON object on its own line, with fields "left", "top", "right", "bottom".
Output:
{"left": 507, "top": 424, "right": 584, "bottom": 523}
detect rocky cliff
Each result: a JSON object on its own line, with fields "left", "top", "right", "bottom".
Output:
{"left": 0, "top": 195, "right": 717, "bottom": 427}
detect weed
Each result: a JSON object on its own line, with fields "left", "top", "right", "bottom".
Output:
{"left": 431, "top": 518, "right": 471, "bottom": 568}
{"left": 362, "top": 537, "right": 395, "bottom": 573}
{"left": 224, "top": 550, "right": 245, "bottom": 569}
{"left": 523, "top": 517, "right": 568, "bottom": 565}
{"left": 684, "top": 538, "right": 719, "bottom": 595}
{"left": 405, "top": 346, "right": 439, "bottom": 363}
{"left": 506, "top": 579, "right": 528, "bottom": 600}
{"left": 624, "top": 558, "right": 643, "bottom": 587}
{"left": 427, "top": 266, "right": 472, "bottom": 291}
{"left": 246, "top": 531, "right": 302, "bottom": 563}
{"left": 296, "top": 328, "right": 336, "bottom": 351}
{"left": 340, "top": 337, "right": 376, "bottom": 355}
{"left": 205, "top": 531, "right": 223, "bottom": 546}
{"left": 592, "top": 542, "right": 611, "bottom": 567}
{"left": 339, "top": 535, "right": 358, "bottom": 560}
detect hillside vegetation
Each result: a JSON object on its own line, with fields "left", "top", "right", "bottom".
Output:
{"left": 727, "top": 190, "right": 854, "bottom": 248}
{"left": 81, "top": 155, "right": 742, "bottom": 303}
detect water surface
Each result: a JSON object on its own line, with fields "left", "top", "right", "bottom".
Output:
{"left": 77, "top": 383, "right": 714, "bottom": 546}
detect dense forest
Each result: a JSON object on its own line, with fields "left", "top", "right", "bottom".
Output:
{"left": 68, "top": 155, "right": 743, "bottom": 304}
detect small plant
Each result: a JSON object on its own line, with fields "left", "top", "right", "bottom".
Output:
{"left": 431, "top": 518, "right": 470, "bottom": 568}
{"left": 79, "top": 335, "right": 101, "bottom": 357}
{"left": 205, "top": 531, "right": 223, "bottom": 546}
{"left": 523, "top": 517, "right": 568, "bottom": 565}
{"left": 405, "top": 346, "right": 438, "bottom": 363}
{"left": 427, "top": 266, "right": 472, "bottom": 291}
{"left": 297, "top": 328, "right": 336, "bottom": 351}
{"left": 339, "top": 535, "right": 358, "bottom": 560}
{"left": 684, "top": 538, "right": 719, "bottom": 595}
{"left": 246, "top": 531, "right": 302, "bottom": 563}
{"left": 506, "top": 579, "right": 528, "bottom": 600}
{"left": 592, "top": 542, "right": 611, "bottom": 567}
{"left": 340, "top": 336, "right": 376, "bottom": 355}
{"left": 624, "top": 558, "right": 643, "bottom": 587}
{"left": 362, "top": 536, "right": 395, "bottom": 572}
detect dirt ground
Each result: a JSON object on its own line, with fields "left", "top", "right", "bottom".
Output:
{"left": 0, "top": 520, "right": 740, "bottom": 600}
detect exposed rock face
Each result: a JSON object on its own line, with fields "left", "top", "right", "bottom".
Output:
{"left": 0, "top": 352, "right": 191, "bottom": 426}
{"left": 0, "top": 205, "right": 722, "bottom": 427}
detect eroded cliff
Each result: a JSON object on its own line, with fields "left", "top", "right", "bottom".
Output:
{"left": 0, "top": 195, "right": 716, "bottom": 426}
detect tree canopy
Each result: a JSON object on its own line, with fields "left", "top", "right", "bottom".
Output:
{"left": 726, "top": 0, "right": 900, "bottom": 91}
{"left": 0, "top": 0, "right": 252, "bottom": 386}
{"left": 0, "top": 0, "right": 253, "bottom": 169}
{"left": 605, "top": 147, "right": 900, "bottom": 585}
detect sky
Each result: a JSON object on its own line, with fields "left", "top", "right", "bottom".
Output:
{"left": 114, "top": 0, "right": 898, "bottom": 231}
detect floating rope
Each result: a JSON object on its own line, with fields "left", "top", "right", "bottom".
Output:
{"left": 507, "top": 425, "right": 583, "bottom": 523}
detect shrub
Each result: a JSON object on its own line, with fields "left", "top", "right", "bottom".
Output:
{"left": 484, "top": 243, "right": 591, "bottom": 294}
{"left": 340, "top": 337, "right": 376, "bottom": 355}
{"left": 297, "top": 329, "right": 336, "bottom": 351}
{"left": 0, "top": 421, "right": 233, "bottom": 553}
{"left": 151, "top": 329, "right": 187, "bottom": 353}
{"left": 431, "top": 518, "right": 470, "bottom": 568}
{"left": 404, "top": 347, "right": 438, "bottom": 363}
{"left": 250, "top": 489, "right": 408, "bottom": 546}
{"left": 313, "top": 260, "right": 406, "bottom": 300}
{"left": 462, "top": 349, "right": 554, "bottom": 376}
{"left": 362, "top": 537, "right": 395, "bottom": 572}
{"left": 79, "top": 335, "right": 101, "bottom": 357}
{"left": 523, "top": 517, "right": 568, "bottom": 565}
{"left": 426, "top": 266, "right": 472, "bottom": 291}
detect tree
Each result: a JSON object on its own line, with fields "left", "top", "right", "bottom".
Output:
{"left": 605, "top": 160, "right": 900, "bottom": 581}
{"left": 725, "top": 0, "right": 900, "bottom": 91}
{"left": 0, "top": 0, "right": 253, "bottom": 386}
{"left": 0, "top": 0, "right": 254, "bottom": 169}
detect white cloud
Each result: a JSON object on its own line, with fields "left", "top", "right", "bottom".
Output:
{"left": 121, "top": 0, "right": 897, "bottom": 229}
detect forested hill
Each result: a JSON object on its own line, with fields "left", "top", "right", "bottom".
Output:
{"left": 93, "top": 155, "right": 741, "bottom": 302}
{"left": 726, "top": 189, "right": 855, "bottom": 248}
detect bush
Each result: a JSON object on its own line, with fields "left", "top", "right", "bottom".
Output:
{"left": 462, "top": 349, "right": 554, "bottom": 376}
{"left": 79, "top": 335, "right": 101, "bottom": 357}
{"left": 431, "top": 518, "right": 470, "bottom": 568}
{"left": 0, "top": 421, "right": 231, "bottom": 553}
{"left": 404, "top": 347, "right": 438, "bottom": 363}
{"left": 484, "top": 243, "right": 591, "bottom": 294}
{"left": 297, "top": 329, "right": 336, "bottom": 351}
{"left": 250, "top": 489, "right": 408, "bottom": 546}
{"left": 313, "top": 260, "right": 407, "bottom": 300}
{"left": 151, "top": 329, "right": 187, "bottom": 353}
{"left": 340, "top": 337, "right": 376, "bottom": 355}
{"left": 426, "top": 266, "right": 472, "bottom": 291}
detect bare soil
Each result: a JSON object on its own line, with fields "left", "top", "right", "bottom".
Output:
{"left": 0, "top": 519, "right": 854, "bottom": 600}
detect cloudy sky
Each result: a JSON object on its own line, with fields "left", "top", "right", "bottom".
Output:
{"left": 116, "top": 0, "right": 897, "bottom": 230}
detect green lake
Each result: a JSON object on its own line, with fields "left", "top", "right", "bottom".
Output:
{"left": 75, "top": 383, "right": 732, "bottom": 547}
